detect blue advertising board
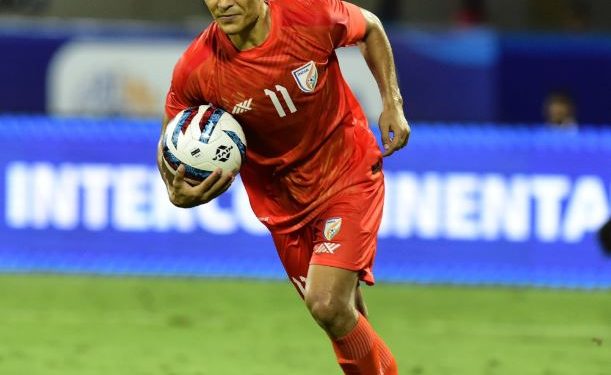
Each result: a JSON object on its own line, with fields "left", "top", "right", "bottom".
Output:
{"left": 1, "top": 117, "right": 610, "bottom": 288}
{"left": 389, "top": 27, "right": 499, "bottom": 122}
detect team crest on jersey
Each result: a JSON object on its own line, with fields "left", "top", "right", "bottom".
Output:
{"left": 292, "top": 61, "right": 318, "bottom": 93}
{"left": 323, "top": 217, "right": 342, "bottom": 241}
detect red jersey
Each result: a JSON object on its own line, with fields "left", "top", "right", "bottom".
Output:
{"left": 165, "top": 0, "right": 383, "bottom": 233}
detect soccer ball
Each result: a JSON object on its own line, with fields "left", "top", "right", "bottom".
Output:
{"left": 162, "top": 104, "right": 247, "bottom": 182}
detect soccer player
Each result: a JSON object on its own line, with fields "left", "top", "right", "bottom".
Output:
{"left": 157, "top": 0, "right": 409, "bottom": 373}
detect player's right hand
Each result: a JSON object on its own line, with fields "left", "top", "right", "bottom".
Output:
{"left": 166, "top": 164, "right": 234, "bottom": 208}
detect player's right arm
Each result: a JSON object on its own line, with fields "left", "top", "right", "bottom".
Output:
{"left": 157, "top": 114, "right": 234, "bottom": 209}
{"left": 158, "top": 35, "right": 236, "bottom": 208}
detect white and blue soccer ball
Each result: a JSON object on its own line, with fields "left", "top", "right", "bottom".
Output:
{"left": 162, "top": 104, "right": 247, "bottom": 182}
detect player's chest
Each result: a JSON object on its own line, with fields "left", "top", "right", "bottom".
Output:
{"left": 198, "top": 53, "right": 329, "bottom": 126}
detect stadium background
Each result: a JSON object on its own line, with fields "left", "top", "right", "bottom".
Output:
{"left": 1, "top": 0, "right": 610, "bottom": 374}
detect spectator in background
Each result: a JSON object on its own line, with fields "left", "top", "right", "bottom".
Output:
{"left": 543, "top": 91, "right": 578, "bottom": 129}
{"left": 455, "top": 0, "right": 487, "bottom": 27}
{"left": 0, "top": 0, "right": 48, "bottom": 12}
{"left": 566, "top": 0, "right": 592, "bottom": 31}
{"left": 530, "top": 0, "right": 592, "bottom": 32}
{"left": 377, "top": 0, "right": 401, "bottom": 23}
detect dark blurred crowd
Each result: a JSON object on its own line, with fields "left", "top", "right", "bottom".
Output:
{"left": 454, "top": 0, "right": 487, "bottom": 27}
{"left": 0, "top": 0, "right": 47, "bottom": 12}
{"left": 0, "top": 0, "right": 601, "bottom": 32}
{"left": 377, "top": 0, "right": 593, "bottom": 31}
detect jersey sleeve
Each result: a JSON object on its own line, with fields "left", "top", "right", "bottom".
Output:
{"left": 327, "top": 0, "right": 367, "bottom": 48}
{"left": 164, "top": 56, "right": 194, "bottom": 120}
{"left": 165, "top": 30, "right": 215, "bottom": 120}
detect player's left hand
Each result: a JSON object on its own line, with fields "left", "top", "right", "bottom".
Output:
{"left": 378, "top": 105, "right": 410, "bottom": 157}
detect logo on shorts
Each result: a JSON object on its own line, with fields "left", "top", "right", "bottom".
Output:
{"left": 292, "top": 61, "right": 318, "bottom": 93}
{"left": 314, "top": 242, "right": 341, "bottom": 255}
{"left": 323, "top": 217, "right": 342, "bottom": 241}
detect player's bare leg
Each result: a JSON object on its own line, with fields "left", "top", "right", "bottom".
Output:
{"left": 304, "top": 265, "right": 398, "bottom": 374}
{"left": 305, "top": 265, "right": 359, "bottom": 338}
{"left": 355, "top": 284, "right": 369, "bottom": 318}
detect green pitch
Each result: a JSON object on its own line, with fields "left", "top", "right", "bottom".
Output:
{"left": 0, "top": 275, "right": 609, "bottom": 375}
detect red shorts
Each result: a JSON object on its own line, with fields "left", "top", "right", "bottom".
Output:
{"left": 271, "top": 178, "right": 384, "bottom": 297}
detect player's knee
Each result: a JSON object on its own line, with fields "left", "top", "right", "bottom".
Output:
{"left": 305, "top": 293, "right": 352, "bottom": 331}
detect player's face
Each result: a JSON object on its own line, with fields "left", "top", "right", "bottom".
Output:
{"left": 204, "top": 0, "right": 263, "bottom": 35}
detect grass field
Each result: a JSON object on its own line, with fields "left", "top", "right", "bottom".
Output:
{"left": 0, "top": 275, "right": 609, "bottom": 375}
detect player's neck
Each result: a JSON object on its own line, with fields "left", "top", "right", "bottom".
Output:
{"left": 228, "top": 2, "right": 271, "bottom": 51}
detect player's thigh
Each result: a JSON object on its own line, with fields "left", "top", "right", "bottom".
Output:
{"left": 304, "top": 264, "right": 359, "bottom": 311}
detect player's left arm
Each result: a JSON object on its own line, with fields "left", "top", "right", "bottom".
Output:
{"left": 357, "top": 8, "right": 410, "bottom": 157}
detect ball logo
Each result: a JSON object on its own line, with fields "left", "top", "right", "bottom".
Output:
{"left": 292, "top": 61, "right": 318, "bottom": 93}
{"left": 213, "top": 145, "right": 233, "bottom": 162}
{"left": 323, "top": 217, "right": 342, "bottom": 241}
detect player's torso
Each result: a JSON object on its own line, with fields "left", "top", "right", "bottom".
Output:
{"left": 186, "top": 5, "right": 348, "bottom": 164}
{"left": 210, "top": 47, "right": 333, "bottom": 155}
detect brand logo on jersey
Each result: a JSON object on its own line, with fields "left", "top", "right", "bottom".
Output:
{"left": 314, "top": 242, "right": 341, "bottom": 255}
{"left": 323, "top": 217, "right": 342, "bottom": 241}
{"left": 292, "top": 61, "right": 318, "bottom": 93}
{"left": 232, "top": 98, "right": 253, "bottom": 114}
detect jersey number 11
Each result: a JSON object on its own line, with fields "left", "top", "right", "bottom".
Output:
{"left": 264, "top": 85, "right": 297, "bottom": 118}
